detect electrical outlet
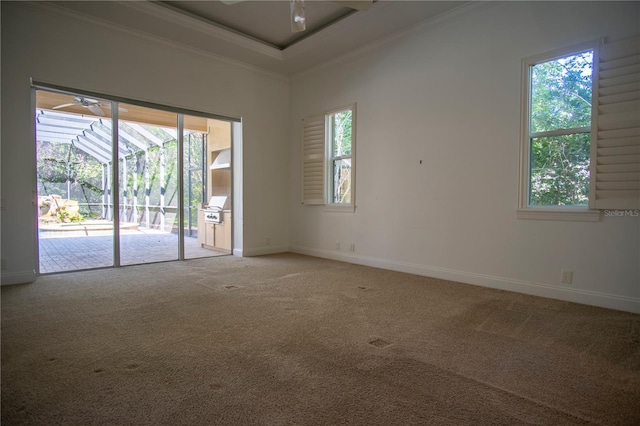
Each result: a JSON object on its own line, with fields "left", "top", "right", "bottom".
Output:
{"left": 1, "top": 259, "right": 5, "bottom": 271}
{"left": 335, "top": 242, "right": 340, "bottom": 250}
{"left": 266, "top": 237, "right": 271, "bottom": 246}
{"left": 561, "top": 269, "right": 573, "bottom": 284}
{"left": 348, "top": 243, "right": 355, "bottom": 252}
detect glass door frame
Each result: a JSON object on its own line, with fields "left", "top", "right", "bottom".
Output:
{"left": 33, "top": 82, "right": 238, "bottom": 273}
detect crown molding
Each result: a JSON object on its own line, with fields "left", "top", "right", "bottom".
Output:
{"left": 21, "top": 1, "right": 289, "bottom": 82}
{"left": 120, "top": 1, "right": 284, "bottom": 61}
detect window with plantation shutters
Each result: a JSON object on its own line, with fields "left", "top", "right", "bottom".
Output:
{"left": 302, "top": 115, "right": 325, "bottom": 205}
{"left": 302, "top": 104, "right": 356, "bottom": 210}
{"left": 519, "top": 35, "right": 639, "bottom": 221}
{"left": 591, "top": 35, "right": 640, "bottom": 210}
{"left": 326, "top": 107, "right": 354, "bottom": 206}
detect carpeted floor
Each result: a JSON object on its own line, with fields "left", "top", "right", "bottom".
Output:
{"left": 2, "top": 253, "right": 639, "bottom": 425}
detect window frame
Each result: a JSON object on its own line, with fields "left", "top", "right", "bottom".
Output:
{"left": 325, "top": 104, "right": 356, "bottom": 212}
{"left": 518, "top": 40, "right": 601, "bottom": 222}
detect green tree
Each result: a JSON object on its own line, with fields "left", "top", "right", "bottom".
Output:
{"left": 183, "top": 132, "right": 206, "bottom": 231}
{"left": 37, "top": 141, "right": 104, "bottom": 218}
{"left": 332, "top": 110, "right": 352, "bottom": 203}
{"left": 529, "top": 51, "right": 592, "bottom": 206}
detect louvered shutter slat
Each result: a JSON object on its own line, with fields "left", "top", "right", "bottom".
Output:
{"left": 599, "top": 73, "right": 640, "bottom": 88}
{"left": 599, "top": 82, "right": 640, "bottom": 97}
{"left": 597, "top": 154, "right": 640, "bottom": 165}
{"left": 598, "top": 91, "right": 640, "bottom": 105}
{"left": 597, "top": 181, "right": 640, "bottom": 190}
{"left": 599, "top": 63, "right": 640, "bottom": 79}
{"left": 597, "top": 145, "right": 640, "bottom": 156}
{"left": 597, "top": 136, "right": 639, "bottom": 148}
{"left": 597, "top": 163, "right": 640, "bottom": 173}
{"left": 596, "top": 172, "right": 640, "bottom": 181}
{"left": 302, "top": 116, "right": 325, "bottom": 205}
{"left": 592, "top": 35, "right": 640, "bottom": 209}
{"left": 597, "top": 111, "right": 640, "bottom": 130}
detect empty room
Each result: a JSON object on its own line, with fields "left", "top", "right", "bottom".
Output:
{"left": 2, "top": 1, "right": 639, "bottom": 424}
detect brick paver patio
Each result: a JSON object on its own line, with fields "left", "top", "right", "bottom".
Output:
{"left": 39, "top": 228, "right": 228, "bottom": 274}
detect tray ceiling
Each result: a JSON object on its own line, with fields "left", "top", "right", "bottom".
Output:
{"left": 32, "top": 1, "right": 472, "bottom": 76}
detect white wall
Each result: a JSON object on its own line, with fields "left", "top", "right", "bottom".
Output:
{"left": 1, "top": 2, "right": 290, "bottom": 284}
{"left": 289, "top": 2, "right": 640, "bottom": 313}
{"left": 3, "top": 1, "right": 638, "bottom": 313}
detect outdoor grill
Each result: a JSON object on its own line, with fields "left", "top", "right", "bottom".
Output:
{"left": 203, "top": 196, "right": 227, "bottom": 224}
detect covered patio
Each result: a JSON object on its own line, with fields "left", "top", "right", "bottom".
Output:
{"left": 35, "top": 90, "right": 225, "bottom": 274}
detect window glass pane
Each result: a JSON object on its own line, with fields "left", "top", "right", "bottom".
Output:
{"left": 184, "top": 117, "right": 233, "bottom": 260}
{"left": 35, "top": 90, "right": 115, "bottom": 273}
{"left": 333, "top": 159, "right": 352, "bottom": 204}
{"left": 531, "top": 51, "right": 593, "bottom": 133}
{"left": 332, "top": 110, "right": 352, "bottom": 157}
{"left": 530, "top": 133, "right": 590, "bottom": 206}
{"left": 183, "top": 130, "right": 205, "bottom": 247}
{"left": 118, "top": 103, "right": 179, "bottom": 266}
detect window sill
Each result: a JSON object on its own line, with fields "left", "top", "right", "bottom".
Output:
{"left": 517, "top": 208, "right": 601, "bottom": 222}
{"left": 324, "top": 204, "right": 355, "bottom": 213}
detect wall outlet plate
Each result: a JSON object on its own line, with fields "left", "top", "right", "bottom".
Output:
{"left": 561, "top": 269, "right": 573, "bottom": 284}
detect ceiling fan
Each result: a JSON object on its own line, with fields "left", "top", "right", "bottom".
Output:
{"left": 52, "top": 96, "right": 126, "bottom": 117}
{"left": 221, "top": 0, "right": 373, "bottom": 33}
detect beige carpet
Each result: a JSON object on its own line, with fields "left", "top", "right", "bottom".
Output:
{"left": 2, "top": 253, "right": 639, "bottom": 425}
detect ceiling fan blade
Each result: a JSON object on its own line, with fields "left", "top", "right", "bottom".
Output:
{"left": 332, "top": 0, "right": 373, "bottom": 11}
{"left": 87, "top": 104, "right": 106, "bottom": 116}
{"left": 220, "top": 0, "right": 246, "bottom": 5}
{"left": 52, "top": 103, "right": 77, "bottom": 110}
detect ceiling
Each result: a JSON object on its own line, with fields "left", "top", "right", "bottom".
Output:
{"left": 162, "top": 0, "right": 362, "bottom": 49}
{"left": 44, "top": 0, "right": 471, "bottom": 76}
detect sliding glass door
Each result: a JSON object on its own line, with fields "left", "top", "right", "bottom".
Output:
{"left": 184, "top": 116, "right": 233, "bottom": 259}
{"left": 35, "top": 91, "right": 115, "bottom": 273}
{"left": 117, "top": 103, "right": 179, "bottom": 266}
{"left": 35, "top": 88, "right": 233, "bottom": 274}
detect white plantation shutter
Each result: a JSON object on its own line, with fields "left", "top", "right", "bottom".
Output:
{"left": 592, "top": 35, "right": 640, "bottom": 209}
{"left": 302, "top": 115, "right": 325, "bottom": 204}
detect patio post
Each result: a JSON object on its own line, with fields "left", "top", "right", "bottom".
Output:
{"left": 145, "top": 150, "right": 150, "bottom": 229}
{"left": 160, "top": 143, "right": 165, "bottom": 231}
{"left": 102, "top": 163, "right": 107, "bottom": 219}
{"left": 121, "top": 156, "right": 128, "bottom": 222}
{"left": 106, "top": 162, "right": 113, "bottom": 221}
{"left": 133, "top": 152, "right": 139, "bottom": 225}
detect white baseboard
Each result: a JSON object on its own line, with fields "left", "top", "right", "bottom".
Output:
{"left": 241, "top": 245, "right": 289, "bottom": 257}
{"left": 290, "top": 246, "right": 640, "bottom": 314}
{"left": 1, "top": 270, "right": 37, "bottom": 286}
